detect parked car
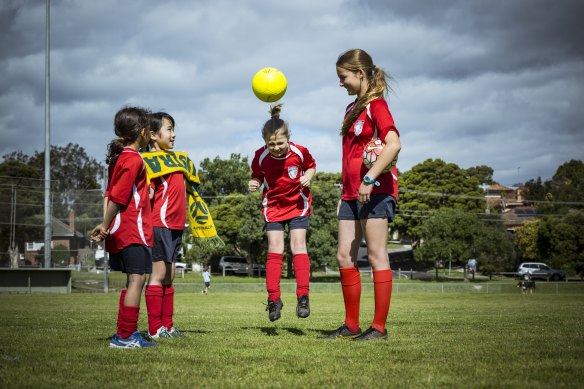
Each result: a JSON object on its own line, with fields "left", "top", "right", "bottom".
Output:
{"left": 175, "top": 262, "right": 189, "bottom": 273}
{"left": 219, "top": 256, "right": 266, "bottom": 276}
{"left": 517, "top": 262, "right": 566, "bottom": 281}
{"left": 219, "top": 256, "right": 250, "bottom": 275}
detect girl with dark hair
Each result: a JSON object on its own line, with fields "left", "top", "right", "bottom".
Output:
{"left": 144, "top": 112, "right": 186, "bottom": 339}
{"left": 91, "top": 106, "right": 156, "bottom": 348}
{"left": 319, "top": 49, "right": 401, "bottom": 341}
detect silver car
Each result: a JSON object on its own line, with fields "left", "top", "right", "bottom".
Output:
{"left": 517, "top": 262, "right": 566, "bottom": 281}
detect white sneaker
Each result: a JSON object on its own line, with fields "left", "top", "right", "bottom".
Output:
{"left": 148, "top": 326, "right": 171, "bottom": 339}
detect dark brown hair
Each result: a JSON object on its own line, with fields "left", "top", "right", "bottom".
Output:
{"left": 105, "top": 106, "right": 150, "bottom": 166}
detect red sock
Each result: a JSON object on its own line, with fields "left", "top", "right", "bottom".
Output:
{"left": 293, "top": 253, "right": 310, "bottom": 298}
{"left": 266, "top": 252, "right": 283, "bottom": 301}
{"left": 118, "top": 289, "right": 127, "bottom": 309}
{"left": 371, "top": 269, "right": 393, "bottom": 333}
{"left": 161, "top": 285, "right": 175, "bottom": 329}
{"left": 117, "top": 305, "right": 139, "bottom": 339}
{"left": 145, "top": 285, "right": 164, "bottom": 335}
{"left": 340, "top": 266, "right": 361, "bottom": 333}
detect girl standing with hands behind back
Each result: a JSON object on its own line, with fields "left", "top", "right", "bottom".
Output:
{"left": 248, "top": 104, "right": 316, "bottom": 322}
{"left": 91, "top": 106, "right": 156, "bottom": 348}
{"left": 319, "top": 49, "right": 401, "bottom": 341}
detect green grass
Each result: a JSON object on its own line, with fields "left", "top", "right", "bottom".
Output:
{"left": 1, "top": 290, "right": 583, "bottom": 388}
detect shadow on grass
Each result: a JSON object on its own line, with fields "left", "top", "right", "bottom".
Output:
{"left": 241, "top": 326, "right": 305, "bottom": 336}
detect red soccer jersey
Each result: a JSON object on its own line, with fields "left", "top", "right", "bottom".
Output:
{"left": 341, "top": 98, "right": 400, "bottom": 201}
{"left": 251, "top": 142, "right": 316, "bottom": 222}
{"left": 104, "top": 148, "right": 153, "bottom": 253}
{"left": 150, "top": 171, "right": 186, "bottom": 230}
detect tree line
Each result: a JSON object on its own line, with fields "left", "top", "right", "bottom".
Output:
{"left": 1, "top": 145, "right": 582, "bottom": 276}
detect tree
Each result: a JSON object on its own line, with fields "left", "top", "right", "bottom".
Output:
{"left": 537, "top": 210, "right": 584, "bottom": 275}
{"left": 466, "top": 165, "right": 494, "bottom": 185}
{"left": 396, "top": 159, "right": 486, "bottom": 242}
{"left": 198, "top": 154, "right": 251, "bottom": 201}
{"left": 515, "top": 220, "right": 540, "bottom": 261}
{"left": 26, "top": 143, "right": 104, "bottom": 219}
{"left": 0, "top": 160, "right": 45, "bottom": 263}
{"left": 415, "top": 208, "right": 515, "bottom": 276}
{"left": 308, "top": 172, "right": 341, "bottom": 271}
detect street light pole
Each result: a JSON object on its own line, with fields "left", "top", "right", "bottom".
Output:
{"left": 43, "top": 0, "right": 52, "bottom": 268}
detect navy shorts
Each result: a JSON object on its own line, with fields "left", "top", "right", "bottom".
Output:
{"left": 108, "top": 244, "right": 152, "bottom": 274}
{"left": 152, "top": 227, "right": 183, "bottom": 263}
{"left": 265, "top": 215, "right": 309, "bottom": 232}
{"left": 204, "top": 282, "right": 210, "bottom": 288}
{"left": 337, "top": 194, "right": 396, "bottom": 221}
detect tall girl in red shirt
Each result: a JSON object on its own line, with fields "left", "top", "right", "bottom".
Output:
{"left": 91, "top": 106, "right": 156, "bottom": 348}
{"left": 320, "top": 49, "right": 401, "bottom": 341}
{"left": 248, "top": 104, "right": 316, "bottom": 322}
{"left": 144, "top": 112, "right": 186, "bottom": 339}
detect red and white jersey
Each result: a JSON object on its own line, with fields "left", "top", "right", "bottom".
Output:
{"left": 104, "top": 147, "right": 153, "bottom": 253}
{"left": 341, "top": 98, "right": 400, "bottom": 201}
{"left": 150, "top": 171, "right": 186, "bottom": 230}
{"left": 251, "top": 142, "right": 316, "bottom": 222}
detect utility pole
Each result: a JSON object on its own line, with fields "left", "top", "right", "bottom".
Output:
{"left": 43, "top": 0, "right": 52, "bottom": 268}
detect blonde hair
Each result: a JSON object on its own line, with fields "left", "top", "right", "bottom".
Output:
{"left": 261, "top": 103, "right": 289, "bottom": 141}
{"left": 336, "top": 49, "right": 392, "bottom": 135}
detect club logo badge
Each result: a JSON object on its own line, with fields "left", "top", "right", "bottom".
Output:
{"left": 353, "top": 120, "right": 364, "bottom": 136}
{"left": 288, "top": 166, "right": 299, "bottom": 179}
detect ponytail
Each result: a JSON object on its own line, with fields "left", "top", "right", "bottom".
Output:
{"left": 261, "top": 103, "right": 289, "bottom": 141}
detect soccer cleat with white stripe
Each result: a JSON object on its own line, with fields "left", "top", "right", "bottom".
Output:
{"left": 109, "top": 331, "right": 157, "bottom": 348}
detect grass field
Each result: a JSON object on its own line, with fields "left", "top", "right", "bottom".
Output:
{"left": 1, "top": 289, "right": 583, "bottom": 388}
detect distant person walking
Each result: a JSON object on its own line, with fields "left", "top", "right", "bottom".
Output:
{"left": 202, "top": 266, "right": 211, "bottom": 295}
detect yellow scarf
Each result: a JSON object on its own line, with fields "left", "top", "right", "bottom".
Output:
{"left": 141, "top": 150, "right": 224, "bottom": 248}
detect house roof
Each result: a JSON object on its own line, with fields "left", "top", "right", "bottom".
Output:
{"left": 52, "top": 216, "right": 85, "bottom": 238}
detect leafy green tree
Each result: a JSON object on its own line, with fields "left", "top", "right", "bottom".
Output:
{"left": 198, "top": 154, "right": 251, "bottom": 202}
{"left": 466, "top": 165, "right": 494, "bottom": 185}
{"left": 308, "top": 172, "right": 341, "bottom": 271}
{"left": 415, "top": 208, "right": 480, "bottom": 266}
{"left": 549, "top": 160, "right": 584, "bottom": 202}
{"left": 0, "top": 159, "right": 44, "bottom": 262}
{"left": 515, "top": 220, "right": 540, "bottom": 261}
{"left": 415, "top": 208, "right": 514, "bottom": 275}
{"left": 537, "top": 210, "right": 584, "bottom": 274}
{"left": 396, "top": 159, "right": 486, "bottom": 242}
{"left": 26, "top": 143, "right": 104, "bottom": 219}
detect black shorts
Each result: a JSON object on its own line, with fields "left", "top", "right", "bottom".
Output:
{"left": 204, "top": 282, "right": 210, "bottom": 288}
{"left": 265, "top": 215, "right": 309, "bottom": 232}
{"left": 108, "top": 244, "right": 152, "bottom": 274}
{"left": 152, "top": 227, "right": 183, "bottom": 263}
{"left": 337, "top": 194, "right": 396, "bottom": 221}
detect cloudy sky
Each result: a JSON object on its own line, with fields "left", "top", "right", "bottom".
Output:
{"left": 1, "top": 0, "right": 583, "bottom": 186}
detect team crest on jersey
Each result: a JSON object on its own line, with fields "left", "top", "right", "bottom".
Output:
{"left": 288, "top": 166, "right": 299, "bottom": 179}
{"left": 353, "top": 120, "right": 365, "bottom": 136}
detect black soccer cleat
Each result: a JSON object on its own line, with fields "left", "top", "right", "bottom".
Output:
{"left": 317, "top": 324, "right": 362, "bottom": 340}
{"left": 296, "top": 295, "right": 310, "bottom": 318}
{"left": 351, "top": 326, "right": 388, "bottom": 341}
{"left": 266, "top": 298, "right": 283, "bottom": 322}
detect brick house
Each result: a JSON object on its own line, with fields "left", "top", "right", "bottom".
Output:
{"left": 484, "top": 183, "right": 536, "bottom": 231}
{"left": 23, "top": 212, "right": 90, "bottom": 266}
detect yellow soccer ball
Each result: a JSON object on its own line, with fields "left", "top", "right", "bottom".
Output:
{"left": 251, "top": 67, "right": 287, "bottom": 102}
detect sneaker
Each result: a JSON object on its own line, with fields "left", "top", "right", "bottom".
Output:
{"left": 167, "top": 326, "right": 183, "bottom": 338}
{"left": 266, "top": 298, "right": 283, "bottom": 322}
{"left": 296, "top": 295, "right": 310, "bottom": 318}
{"left": 110, "top": 331, "right": 157, "bottom": 348}
{"left": 148, "top": 326, "right": 171, "bottom": 339}
{"left": 317, "top": 324, "right": 362, "bottom": 340}
{"left": 351, "top": 327, "right": 388, "bottom": 341}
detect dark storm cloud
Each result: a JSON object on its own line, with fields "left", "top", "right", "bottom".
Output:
{"left": 356, "top": 0, "right": 584, "bottom": 78}
{"left": 0, "top": 0, "right": 582, "bottom": 185}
